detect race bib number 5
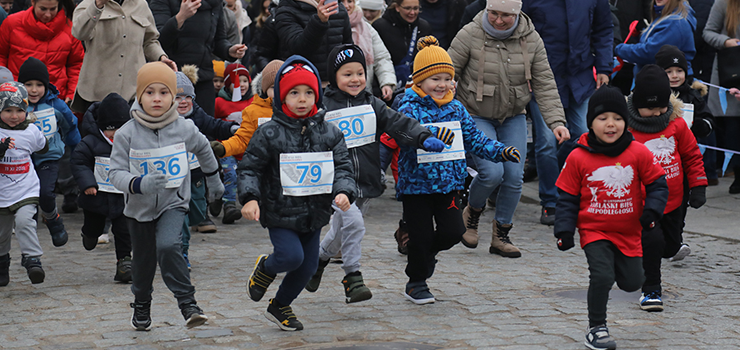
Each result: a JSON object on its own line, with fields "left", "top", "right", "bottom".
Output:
{"left": 417, "top": 121, "right": 465, "bottom": 163}
{"left": 31, "top": 108, "right": 57, "bottom": 138}
{"left": 279, "top": 151, "right": 334, "bottom": 196}
{"left": 325, "top": 105, "right": 377, "bottom": 148}
{"left": 129, "top": 143, "right": 188, "bottom": 188}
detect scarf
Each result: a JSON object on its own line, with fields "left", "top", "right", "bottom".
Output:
{"left": 131, "top": 101, "right": 180, "bottom": 130}
{"left": 412, "top": 84, "right": 454, "bottom": 107}
{"left": 586, "top": 129, "right": 634, "bottom": 157}
{"left": 482, "top": 14, "right": 519, "bottom": 41}
{"left": 349, "top": 8, "right": 375, "bottom": 66}
{"left": 0, "top": 119, "right": 31, "bottom": 130}
{"left": 282, "top": 104, "right": 318, "bottom": 120}
{"left": 626, "top": 95, "right": 673, "bottom": 133}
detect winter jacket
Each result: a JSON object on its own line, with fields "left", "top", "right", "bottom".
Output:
{"left": 323, "top": 85, "right": 432, "bottom": 198}
{"left": 150, "top": 0, "right": 234, "bottom": 83}
{"left": 222, "top": 94, "right": 273, "bottom": 158}
{"left": 372, "top": 9, "right": 433, "bottom": 66}
{"left": 72, "top": 0, "right": 167, "bottom": 103}
{"left": 673, "top": 79, "right": 715, "bottom": 139}
{"left": 236, "top": 56, "right": 356, "bottom": 233}
{"left": 688, "top": 0, "right": 716, "bottom": 81}
{"left": 449, "top": 12, "right": 566, "bottom": 129}
{"left": 522, "top": 0, "right": 614, "bottom": 108}
{"left": 249, "top": 5, "right": 279, "bottom": 74}
{"left": 274, "top": 0, "right": 352, "bottom": 81}
{"left": 615, "top": 6, "right": 697, "bottom": 75}
{"left": 702, "top": 0, "right": 740, "bottom": 117}
{"left": 419, "top": 0, "right": 466, "bottom": 49}
{"left": 109, "top": 102, "right": 220, "bottom": 222}
{"left": 0, "top": 8, "right": 84, "bottom": 100}
{"left": 215, "top": 87, "right": 254, "bottom": 121}
{"left": 71, "top": 102, "right": 125, "bottom": 218}
{"left": 396, "top": 88, "right": 506, "bottom": 195}
{"left": 611, "top": 0, "right": 652, "bottom": 43}
{"left": 364, "top": 21, "right": 396, "bottom": 92}
{"left": 184, "top": 100, "right": 237, "bottom": 180}
{"left": 29, "top": 84, "right": 81, "bottom": 165}
{"left": 458, "top": 0, "right": 484, "bottom": 30}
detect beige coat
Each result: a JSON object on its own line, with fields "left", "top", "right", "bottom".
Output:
{"left": 449, "top": 11, "right": 565, "bottom": 130}
{"left": 72, "top": 0, "right": 166, "bottom": 103}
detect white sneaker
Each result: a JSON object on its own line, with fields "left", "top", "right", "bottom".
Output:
{"left": 669, "top": 244, "right": 691, "bottom": 262}
{"left": 97, "top": 233, "right": 110, "bottom": 244}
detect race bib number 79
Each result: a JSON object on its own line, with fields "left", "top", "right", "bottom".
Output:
{"left": 129, "top": 143, "right": 188, "bottom": 188}
{"left": 279, "top": 151, "right": 334, "bottom": 196}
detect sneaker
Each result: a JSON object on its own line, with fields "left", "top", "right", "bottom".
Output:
{"left": 209, "top": 198, "right": 223, "bottom": 217}
{"left": 669, "top": 243, "right": 691, "bottom": 262}
{"left": 585, "top": 325, "right": 617, "bottom": 350}
{"left": 247, "top": 254, "right": 275, "bottom": 301}
{"left": 404, "top": 281, "right": 435, "bottom": 305}
{"left": 305, "top": 258, "right": 330, "bottom": 293}
{"left": 181, "top": 303, "right": 208, "bottom": 328}
{"left": 342, "top": 271, "right": 373, "bottom": 303}
{"left": 540, "top": 207, "right": 556, "bottom": 226}
{"left": 114, "top": 256, "right": 132, "bottom": 283}
{"left": 183, "top": 253, "right": 191, "bottom": 271}
{"left": 43, "top": 214, "right": 68, "bottom": 247}
{"left": 81, "top": 233, "right": 98, "bottom": 251}
{"left": 461, "top": 205, "right": 483, "bottom": 248}
{"left": 97, "top": 233, "right": 110, "bottom": 244}
{"left": 394, "top": 219, "right": 409, "bottom": 255}
{"left": 21, "top": 255, "right": 45, "bottom": 284}
{"left": 265, "top": 298, "right": 303, "bottom": 331}
{"left": 639, "top": 290, "right": 664, "bottom": 312}
{"left": 222, "top": 201, "right": 242, "bottom": 224}
{"left": 130, "top": 300, "right": 152, "bottom": 331}
{"left": 196, "top": 217, "right": 217, "bottom": 233}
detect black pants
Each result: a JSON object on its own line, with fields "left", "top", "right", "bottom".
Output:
{"left": 82, "top": 210, "right": 132, "bottom": 260}
{"left": 402, "top": 192, "right": 465, "bottom": 283}
{"left": 584, "top": 240, "right": 644, "bottom": 327}
{"left": 642, "top": 207, "right": 684, "bottom": 293}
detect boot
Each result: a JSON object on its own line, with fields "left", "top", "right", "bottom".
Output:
{"left": 196, "top": 214, "right": 217, "bottom": 233}
{"left": 0, "top": 253, "right": 9, "bottom": 287}
{"left": 461, "top": 205, "right": 483, "bottom": 248}
{"left": 222, "top": 201, "right": 242, "bottom": 224}
{"left": 394, "top": 220, "right": 409, "bottom": 255}
{"left": 342, "top": 271, "right": 372, "bottom": 303}
{"left": 305, "top": 258, "right": 330, "bottom": 292}
{"left": 43, "top": 213, "right": 68, "bottom": 247}
{"left": 489, "top": 220, "right": 521, "bottom": 258}
{"left": 209, "top": 198, "right": 223, "bottom": 217}
{"left": 21, "top": 255, "right": 45, "bottom": 284}
{"left": 114, "top": 256, "right": 132, "bottom": 283}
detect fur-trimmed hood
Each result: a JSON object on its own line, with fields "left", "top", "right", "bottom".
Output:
{"left": 691, "top": 79, "right": 707, "bottom": 97}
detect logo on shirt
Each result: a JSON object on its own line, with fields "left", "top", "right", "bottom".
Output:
{"left": 644, "top": 135, "right": 676, "bottom": 165}
{"left": 587, "top": 163, "right": 634, "bottom": 199}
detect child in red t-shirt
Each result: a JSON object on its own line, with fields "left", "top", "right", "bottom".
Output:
{"left": 555, "top": 86, "right": 668, "bottom": 350}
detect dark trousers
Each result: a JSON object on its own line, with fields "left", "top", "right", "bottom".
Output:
{"left": 642, "top": 207, "right": 685, "bottom": 293}
{"left": 263, "top": 227, "right": 320, "bottom": 306}
{"left": 82, "top": 210, "right": 132, "bottom": 260}
{"left": 194, "top": 79, "right": 216, "bottom": 117}
{"left": 402, "top": 192, "right": 465, "bottom": 283}
{"left": 584, "top": 240, "right": 644, "bottom": 327}
{"left": 35, "top": 160, "right": 59, "bottom": 214}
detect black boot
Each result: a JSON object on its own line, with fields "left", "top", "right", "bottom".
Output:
{"left": 21, "top": 255, "right": 45, "bottom": 284}
{"left": 730, "top": 167, "right": 740, "bottom": 194}
{"left": 0, "top": 253, "right": 10, "bottom": 286}
{"left": 222, "top": 201, "right": 242, "bottom": 224}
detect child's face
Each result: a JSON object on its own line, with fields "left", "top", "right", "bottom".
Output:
{"left": 638, "top": 106, "right": 668, "bottom": 118}
{"left": 665, "top": 67, "right": 686, "bottom": 88}
{"left": 24, "top": 80, "right": 45, "bottom": 104}
{"left": 140, "top": 83, "right": 173, "bottom": 118}
{"left": 336, "top": 62, "right": 366, "bottom": 96}
{"left": 284, "top": 85, "right": 316, "bottom": 117}
{"left": 213, "top": 76, "right": 225, "bottom": 92}
{"left": 0, "top": 0, "right": 13, "bottom": 12}
{"left": 417, "top": 73, "right": 453, "bottom": 100}
{"left": 363, "top": 9, "right": 380, "bottom": 21}
{"left": 591, "top": 112, "right": 625, "bottom": 144}
{"left": 176, "top": 95, "right": 193, "bottom": 115}
{"left": 103, "top": 129, "right": 116, "bottom": 140}
{"left": 0, "top": 106, "right": 26, "bottom": 127}
{"left": 238, "top": 75, "right": 250, "bottom": 97}
{"left": 266, "top": 86, "right": 275, "bottom": 99}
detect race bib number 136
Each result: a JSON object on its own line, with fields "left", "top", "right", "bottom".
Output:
{"left": 129, "top": 143, "right": 188, "bottom": 188}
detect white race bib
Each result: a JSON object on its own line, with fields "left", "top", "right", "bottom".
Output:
{"left": 258, "top": 117, "right": 271, "bottom": 126}
{"left": 681, "top": 103, "right": 694, "bottom": 129}
{"left": 129, "top": 143, "right": 188, "bottom": 188}
{"left": 187, "top": 152, "right": 200, "bottom": 170}
{"left": 417, "top": 121, "right": 465, "bottom": 163}
{"left": 279, "top": 151, "right": 334, "bottom": 196}
{"left": 94, "top": 156, "right": 123, "bottom": 194}
{"left": 31, "top": 108, "right": 57, "bottom": 138}
{"left": 325, "top": 105, "right": 377, "bottom": 148}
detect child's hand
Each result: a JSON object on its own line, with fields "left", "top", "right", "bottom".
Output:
{"left": 334, "top": 193, "right": 350, "bottom": 211}
{"left": 422, "top": 137, "right": 445, "bottom": 152}
{"left": 210, "top": 141, "right": 226, "bottom": 158}
{"left": 242, "top": 200, "right": 260, "bottom": 221}
{"left": 501, "top": 146, "right": 521, "bottom": 163}
{"left": 688, "top": 186, "right": 706, "bottom": 209}
{"left": 140, "top": 174, "right": 168, "bottom": 194}
{"left": 317, "top": 0, "right": 339, "bottom": 23}
{"left": 84, "top": 187, "right": 97, "bottom": 196}
{"left": 639, "top": 209, "right": 659, "bottom": 229}
{"left": 556, "top": 235, "right": 574, "bottom": 251}
{"left": 1, "top": 137, "right": 15, "bottom": 150}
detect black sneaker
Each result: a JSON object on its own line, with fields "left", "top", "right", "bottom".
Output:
{"left": 247, "top": 254, "right": 275, "bottom": 301}
{"left": 114, "top": 257, "right": 132, "bottom": 283}
{"left": 81, "top": 233, "right": 98, "bottom": 251}
{"left": 43, "top": 213, "right": 68, "bottom": 247}
{"left": 21, "top": 255, "right": 45, "bottom": 284}
{"left": 540, "top": 207, "right": 556, "bottom": 226}
{"left": 222, "top": 201, "right": 242, "bottom": 224}
{"left": 404, "top": 281, "right": 435, "bottom": 305}
{"left": 265, "top": 298, "right": 304, "bottom": 331}
{"left": 130, "top": 300, "right": 152, "bottom": 331}
{"left": 304, "top": 258, "right": 330, "bottom": 292}
{"left": 180, "top": 303, "right": 208, "bottom": 328}
{"left": 585, "top": 325, "right": 617, "bottom": 350}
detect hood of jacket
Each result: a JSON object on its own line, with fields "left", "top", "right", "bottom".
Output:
{"left": 20, "top": 7, "right": 69, "bottom": 42}
{"left": 80, "top": 101, "right": 104, "bottom": 139}
{"left": 272, "top": 55, "right": 325, "bottom": 110}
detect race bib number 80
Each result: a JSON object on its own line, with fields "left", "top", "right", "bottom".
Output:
{"left": 279, "top": 151, "right": 334, "bottom": 196}
{"left": 325, "top": 105, "right": 377, "bottom": 148}
{"left": 129, "top": 143, "right": 188, "bottom": 188}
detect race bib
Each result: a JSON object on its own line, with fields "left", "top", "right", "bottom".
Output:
{"left": 417, "top": 121, "right": 465, "bottom": 163}
{"left": 187, "top": 152, "right": 200, "bottom": 170}
{"left": 94, "top": 157, "right": 123, "bottom": 194}
{"left": 279, "top": 151, "right": 334, "bottom": 196}
{"left": 681, "top": 103, "right": 694, "bottom": 128}
{"left": 129, "top": 143, "right": 188, "bottom": 188}
{"left": 325, "top": 105, "right": 377, "bottom": 148}
{"left": 31, "top": 108, "right": 57, "bottom": 138}
{"left": 258, "top": 117, "right": 271, "bottom": 126}
{"left": 0, "top": 155, "right": 31, "bottom": 175}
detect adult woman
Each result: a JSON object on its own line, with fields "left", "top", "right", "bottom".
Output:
{"left": 342, "top": 0, "right": 395, "bottom": 101}
{"left": 615, "top": 0, "right": 697, "bottom": 74}
{"left": 448, "top": 1, "right": 568, "bottom": 257}
{"left": 372, "top": 0, "right": 431, "bottom": 88}
{"left": 224, "top": 0, "right": 250, "bottom": 44}
{"left": 0, "top": 0, "right": 83, "bottom": 103}
{"left": 360, "top": 0, "right": 383, "bottom": 23}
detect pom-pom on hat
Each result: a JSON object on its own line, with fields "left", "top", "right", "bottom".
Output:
{"left": 97, "top": 93, "right": 131, "bottom": 131}
{"left": 654, "top": 44, "right": 688, "bottom": 73}
{"left": 261, "top": 59, "right": 284, "bottom": 93}
{"left": 135, "top": 62, "right": 177, "bottom": 103}
{"left": 213, "top": 60, "right": 226, "bottom": 78}
{"left": 487, "top": 0, "right": 522, "bottom": 15}
{"left": 587, "top": 86, "right": 630, "bottom": 129}
{"left": 18, "top": 57, "right": 50, "bottom": 92}
{"left": 176, "top": 65, "right": 199, "bottom": 99}
{"left": 632, "top": 64, "right": 672, "bottom": 109}
{"left": 412, "top": 36, "right": 455, "bottom": 85}
{"left": 328, "top": 44, "right": 367, "bottom": 87}
{"left": 0, "top": 81, "right": 29, "bottom": 112}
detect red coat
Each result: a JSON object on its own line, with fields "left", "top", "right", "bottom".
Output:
{"left": 0, "top": 8, "right": 84, "bottom": 100}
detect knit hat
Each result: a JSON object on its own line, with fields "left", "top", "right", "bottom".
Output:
{"left": 328, "top": 44, "right": 367, "bottom": 87}
{"left": 360, "top": 0, "right": 384, "bottom": 10}
{"left": 261, "top": 59, "right": 284, "bottom": 93}
{"left": 97, "top": 93, "right": 130, "bottom": 130}
{"left": 278, "top": 60, "right": 321, "bottom": 103}
{"left": 212, "top": 60, "right": 226, "bottom": 78}
{"left": 487, "top": 0, "right": 522, "bottom": 14}
{"left": 587, "top": 86, "right": 630, "bottom": 129}
{"left": 0, "top": 82, "right": 29, "bottom": 112}
{"left": 412, "top": 36, "right": 455, "bottom": 84}
{"left": 18, "top": 57, "right": 50, "bottom": 91}
{"left": 0, "top": 66, "right": 13, "bottom": 85}
{"left": 136, "top": 62, "right": 177, "bottom": 103}
{"left": 632, "top": 64, "right": 672, "bottom": 109}
{"left": 176, "top": 65, "right": 198, "bottom": 99}
{"left": 224, "top": 63, "right": 250, "bottom": 101}
{"left": 654, "top": 44, "right": 688, "bottom": 73}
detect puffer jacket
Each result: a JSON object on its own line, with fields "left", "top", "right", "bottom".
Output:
{"left": 372, "top": 8, "right": 432, "bottom": 66}
{"left": 71, "top": 102, "right": 125, "bottom": 218}
{"left": 449, "top": 11, "right": 565, "bottom": 129}
{"left": 222, "top": 74, "right": 273, "bottom": 158}
{"left": 0, "top": 8, "right": 84, "bottom": 100}
{"left": 184, "top": 100, "right": 237, "bottom": 180}
{"left": 323, "top": 85, "right": 432, "bottom": 199}
{"left": 237, "top": 56, "right": 356, "bottom": 233}
{"left": 274, "top": 0, "right": 352, "bottom": 82}
{"left": 365, "top": 21, "right": 396, "bottom": 92}
{"left": 29, "top": 84, "right": 81, "bottom": 165}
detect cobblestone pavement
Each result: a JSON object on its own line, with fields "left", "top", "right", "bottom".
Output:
{"left": 1, "top": 178, "right": 739, "bottom": 350}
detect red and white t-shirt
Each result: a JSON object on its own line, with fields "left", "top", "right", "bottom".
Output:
{"left": 557, "top": 138, "right": 665, "bottom": 257}
{"left": 0, "top": 124, "right": 46, "bottom": 208}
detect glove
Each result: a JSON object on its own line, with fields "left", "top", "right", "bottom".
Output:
{"left": 556, "top": 234, "right": 575, "bottom": 251}
{"left": 230, "top": 124, "right": 239, "bottom": 135}
{"left": 0, "top": 137, "right": 11, "bottom": 159}
{"left": 422, "top": 137, "right": 445, "bottom": 153}
{"left": 434, "top": 126, "right": 455, "bottom": 145}
{"left": 205, "top": 174, "right": 225, "bottom": 202}
{"left": 210, "top": 141, "right": 225, "bottom": 158}
{"left": 501, "top": 146, "right": 521, "bottom": 163}
{"left": 639, "top": 209, "right": 660, "bottom": 230}
{"left": 140, "top": 174, "right": 168, "bottom": 194}
{"left": 688, "top": 186, "right": 706, "bottom": 209}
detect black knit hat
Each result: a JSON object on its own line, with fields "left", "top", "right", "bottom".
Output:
{"left": 18, "top": 57, "right": 50, "bottom": 91}
{"left": 97, "top": 93, "right": 131, "bottom": 130}
{"left": 327, "top": 44, "right": 367, "bottom": 88}
{"left": 654, "top": 45, "right": 688, "bottom": 73}
{"left": 587, "top": 86, "right": 630, "bottom": 129}
{"left": 631, "top": 64, "right": 671, "bottom": 109}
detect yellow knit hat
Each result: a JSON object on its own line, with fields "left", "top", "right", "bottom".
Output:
{"left": 212, "top": 60, "right": 226, "bottom": 78}
{"left": 412, "top": 36, "right": 455, "bottom": 85}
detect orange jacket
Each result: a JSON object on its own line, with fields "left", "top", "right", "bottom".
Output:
{"left": 221, "top": 95, "right": 273, "bottom": 158}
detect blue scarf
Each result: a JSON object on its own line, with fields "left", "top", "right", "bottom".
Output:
{"left": 481, "top": 14, "right": 519, "bottom": 40}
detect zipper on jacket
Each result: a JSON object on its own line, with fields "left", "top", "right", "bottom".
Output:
{"left": 154, "top": 128, "right": 159, "bottom": 209}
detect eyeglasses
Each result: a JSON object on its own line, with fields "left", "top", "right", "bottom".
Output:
{"left": 488, "top": 11, "right": 517, "bottom": 21}
{"left": 175, "top": 96, "right": 193, "bottom": 102}
{"left": 399, "top": 5, "right": 420, "bottom": 12}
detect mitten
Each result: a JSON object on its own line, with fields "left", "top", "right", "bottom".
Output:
{"left": 690, "top": 119, "right": 711, "bottom": 138}
{"left": 140, "top": 174, "right": 168, "bottom": 194}
{"left": 422, "top": 137, "right": 445, "bottom": 152}
{"left": 639, "top": 209, "right": 660, "bottom": 230}
{"left": 688, "top": 186, "right": 706, "bottom": 209}
{"left": 501, "top": 146, "right": 521, "bottom": 163}
{"left": 556, "top": 234, "right": 575, "bottom": 251}
{"left": 435, "top": 126, "right": 455, "bottom": 145}
{"left": 230, "top": 124, "right": 239, "bottom": 135}
{"left": 206, "top": 174, "right": 225, "bottom": 202}
{"left": 0, "top": 138, "right": 11, "bottom": 159}
{"left": 210, "top": 141, "right": 225, "bottom": 158}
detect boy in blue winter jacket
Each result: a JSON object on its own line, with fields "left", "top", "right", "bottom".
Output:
{"left": 19, "top": 57, "right": 81, "bottom": 248}
{"left": 396, "top": 37, "right": 521, "bottom": 305}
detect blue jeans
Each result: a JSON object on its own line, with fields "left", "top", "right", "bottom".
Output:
{"left": 263, "top": 228, "right": 320, "bottom": 306}
{"left": 221, "top": 156, "right": 238, "bottom": 202}
{"left": 467, "top": 114, "right": 527, "bottom": 224}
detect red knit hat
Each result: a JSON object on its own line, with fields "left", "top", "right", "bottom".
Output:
{"left": 224, "top": 63, "right": 250, "bottom": 101}
{"left": 278, "top": 63, "right": 320, "bottom": 103}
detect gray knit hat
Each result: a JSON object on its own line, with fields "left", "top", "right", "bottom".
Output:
{"left": 176, "top": 72, "right": 196, "bottom": 99}
{"left": 486, "top": 0, "right": 521, "bottom": 14}
{"left": 0, "top": 81, "right": 29, "bottom": 112}
{"left": 0, "top": 66, "right": 13, "bottom": 85}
